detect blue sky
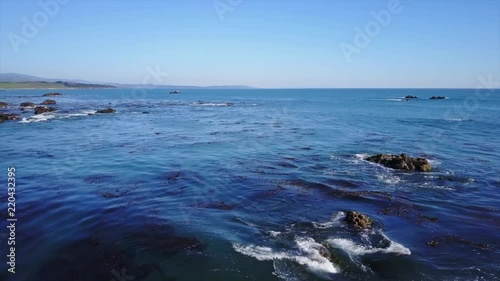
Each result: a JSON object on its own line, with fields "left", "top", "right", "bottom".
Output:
{"left": 0, "top": 0, "right": 499, "bottom": 88}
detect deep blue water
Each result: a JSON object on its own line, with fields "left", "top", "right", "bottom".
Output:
{"left": 0, "top": 89, "right": 499, "bottom": 281}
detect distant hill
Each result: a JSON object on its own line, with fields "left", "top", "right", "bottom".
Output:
{"left": 0, "top": 73, "right": 256, "bottom": 89}
{"left": 0, "top": 73, "right": 54, "bottom": 83}
{"left": 0, "top": 73, "right": 115, "bottom": 89}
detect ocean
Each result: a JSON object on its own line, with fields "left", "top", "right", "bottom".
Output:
{"left": 0, "top": 88, "right": 499, "bottom": 281}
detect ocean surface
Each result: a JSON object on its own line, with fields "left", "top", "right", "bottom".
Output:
{"left": 0, "top": 89, "right": 499, "bottom": 281}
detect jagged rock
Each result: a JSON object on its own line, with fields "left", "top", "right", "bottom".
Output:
{"left": 43, "top": 92, "right": 62, "bottom": 97}
{"left": 318, "top": 246, "right": 332, "bottom": 260}
{"left": 430, "top": 96, "right": 446, "bottom": 100}
{"left": 0, "top": 102, "right": 8, "bottom": 108}
{"left": 365, "top": 153, "right": 432, "bottom": 172}
{"left": 20, "top": 102, "right": 36, "bottom": 108}
{"left": 34, "top": 106, "right": 56, "bottom": 115}
{"left": 0, "top": 113, "right": 20, "bottom": 122}
{"left": 404, "top": 95, "right": 418, "bottom": 99}
{"left": 41, "top": 99, "right": 56, "bottom": 105}
{"left": 96, "top": 108, "right": 116, "bottom": 114}
{"left": 345, "top": 211, "right": 372, "bottom": 229}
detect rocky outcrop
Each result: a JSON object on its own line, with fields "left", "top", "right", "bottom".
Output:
{"left": 43, "top": 93, "right": 62, "bottom": 97}
{"left": 430, "top": 96, "right": 446, "bottom": 100}
{"left": 41, "top": 100, "right": 56, "bottom": 105}
{"left": 404, "top": 95, "right": 418, "bottom": 99}
{"left": 0, "top": 113, "right": 20, "bottom": 122}
{"left": 96, "top": 108, "right": 116, "bottom": 114}
{"left": 365, "top": 153, "right": 432, "bottom": 172}
{"left": 20, "top": 102, "right": 36, "bottom": 108}
{"left": 34, "top": 106, "right": 56, "bottom": 115}
{"left": 345, "top": 211, "right": 372, "bottom": 229}
{"left": 0, "top": 102, "right": 8, "bottom": 108}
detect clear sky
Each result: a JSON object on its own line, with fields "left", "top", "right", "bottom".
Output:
{"left": 0, "top": 0, "right": 499, "bottom": 88}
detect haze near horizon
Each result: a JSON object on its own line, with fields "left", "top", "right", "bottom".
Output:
{"left": 0, "top": 0, "right": 499, "bottom": 88}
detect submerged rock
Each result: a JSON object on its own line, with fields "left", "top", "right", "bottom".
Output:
{"left": 34, "top": 106, "right": 56, "bottom": 115}
{"left": 20, "top": 102, "right": 36, "bottom": 108}
{"left": 0, "top": 113, "right": 20, "bottom": 122}
{"left": 43, "top": 92, "right": 62, "bottom": 97}
{"left": 198, "top": 201, "right": 238, "bottom": 211}
{"left": 41, "top": 99, "right": 57, "bottom": 105}
{"left": 365, "top": 153, "right": 432, "bottom": 172}
{"left": 96, "top": 108, "right": 116, "bottom": 114}
{"left": 345, "top": 211, "right": 372, "bottom": 229}
{"left": 0, "top": 102, "right": 8, "bottom": 108}
{"left": 430, "top": 96, "right": 446, "bottom": 100}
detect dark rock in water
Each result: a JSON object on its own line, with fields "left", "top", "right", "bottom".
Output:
{"left": 444, "top": 235, "right": 489, "bottom": 249}
{"left": 96, "top": 108, "right": 116, "bottom": 114}
{"left": 318, "top": 245, "right": 332, "bottom": 260}
{"left": 199, "top": 201, "right": 237, "bottom": 210}
{"left": 43, "top": 92, "right": 62, "bottom": 97}
{"left": 437, "top": 175, "right": 472, "bottom": 183}
{"left": 0, "top": 113, "right": 20, "bottom": 122}
{"left": 345, "top": 211, "right": 372, "bottom": 229}
{"left": 130, "top": 223, "right": 205, "bottom": 255}
{"left": 34, "top": 106, "right": 56, "bottom": 115}
{"left": 404, "top": 95, "right": 418, "bottom": 99}
{"left": 277, "top": 162, "right": 298, "bottom": 168}
{"left": 0, "top": 102, "right": 8, "bottom": 108}
{"left": 20, "top": 102, "right": 36, "bottom": 108}
{"left": 430, "top": 96, "right": 446, "bottom": 100}
{"left": 419, "top": 215, "right": 438, "bottom": 223}
{"left": 365, "top": 153, "right": 432, "bottom": 172}
{"left": 427, "top": 240, "right": 439, "bottom": 247}
{"left": 41, "top": 99, "right": 57, "bottom": 105}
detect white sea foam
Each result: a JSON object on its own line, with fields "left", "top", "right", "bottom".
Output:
{"left": 294, "top": 237, "right": 340, "bottom": 276}
{"left": 194, "top": 103, "right": 233, "bottom": 107}
{"left": 19, "top": 110, "right": 97, "bottom": 123}
{"left": 63, "top": 110, "right": 97, "bottom": 118}
{"left": 376, "top": 174, "right": 401, "bottom": 184}
{"left": 444, "top": 118, "right": 470, "bottom": 122}
{"left": 354, "top": 153, "right": 369, "bottom": 160}
{"left": 427, "top": 159, "right": 441, "bottom": 166}
{"left": 19, "top": 114, "right": 56, "bottom": 123}
{"left": 422, "top": 184, "right": 455, "bottom": 191}
{"left": 233, "top": 244, "right": 288, "bottom": 261}
{"left": 327, "top": 234, "right": 411, "bottom": 256}
{"left": 233, "top": 237, "right": 340, "bottom": 277}
{"left": 312, "top": 211, "right": 345, "bottom": 229}
{"left": 267, "top": 231, "right": 282, "bottom": 238}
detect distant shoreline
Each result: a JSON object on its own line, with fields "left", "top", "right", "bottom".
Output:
{"left": 0, "top": 82, "right": 115, "bottom": 90}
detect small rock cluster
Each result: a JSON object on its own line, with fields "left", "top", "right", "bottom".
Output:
{"left": 1, "top": 93, "right": 117, "bottom": 123}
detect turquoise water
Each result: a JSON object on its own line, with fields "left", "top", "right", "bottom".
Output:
{"left": 1, "top": 89, "right": 499, "bottom": 281}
